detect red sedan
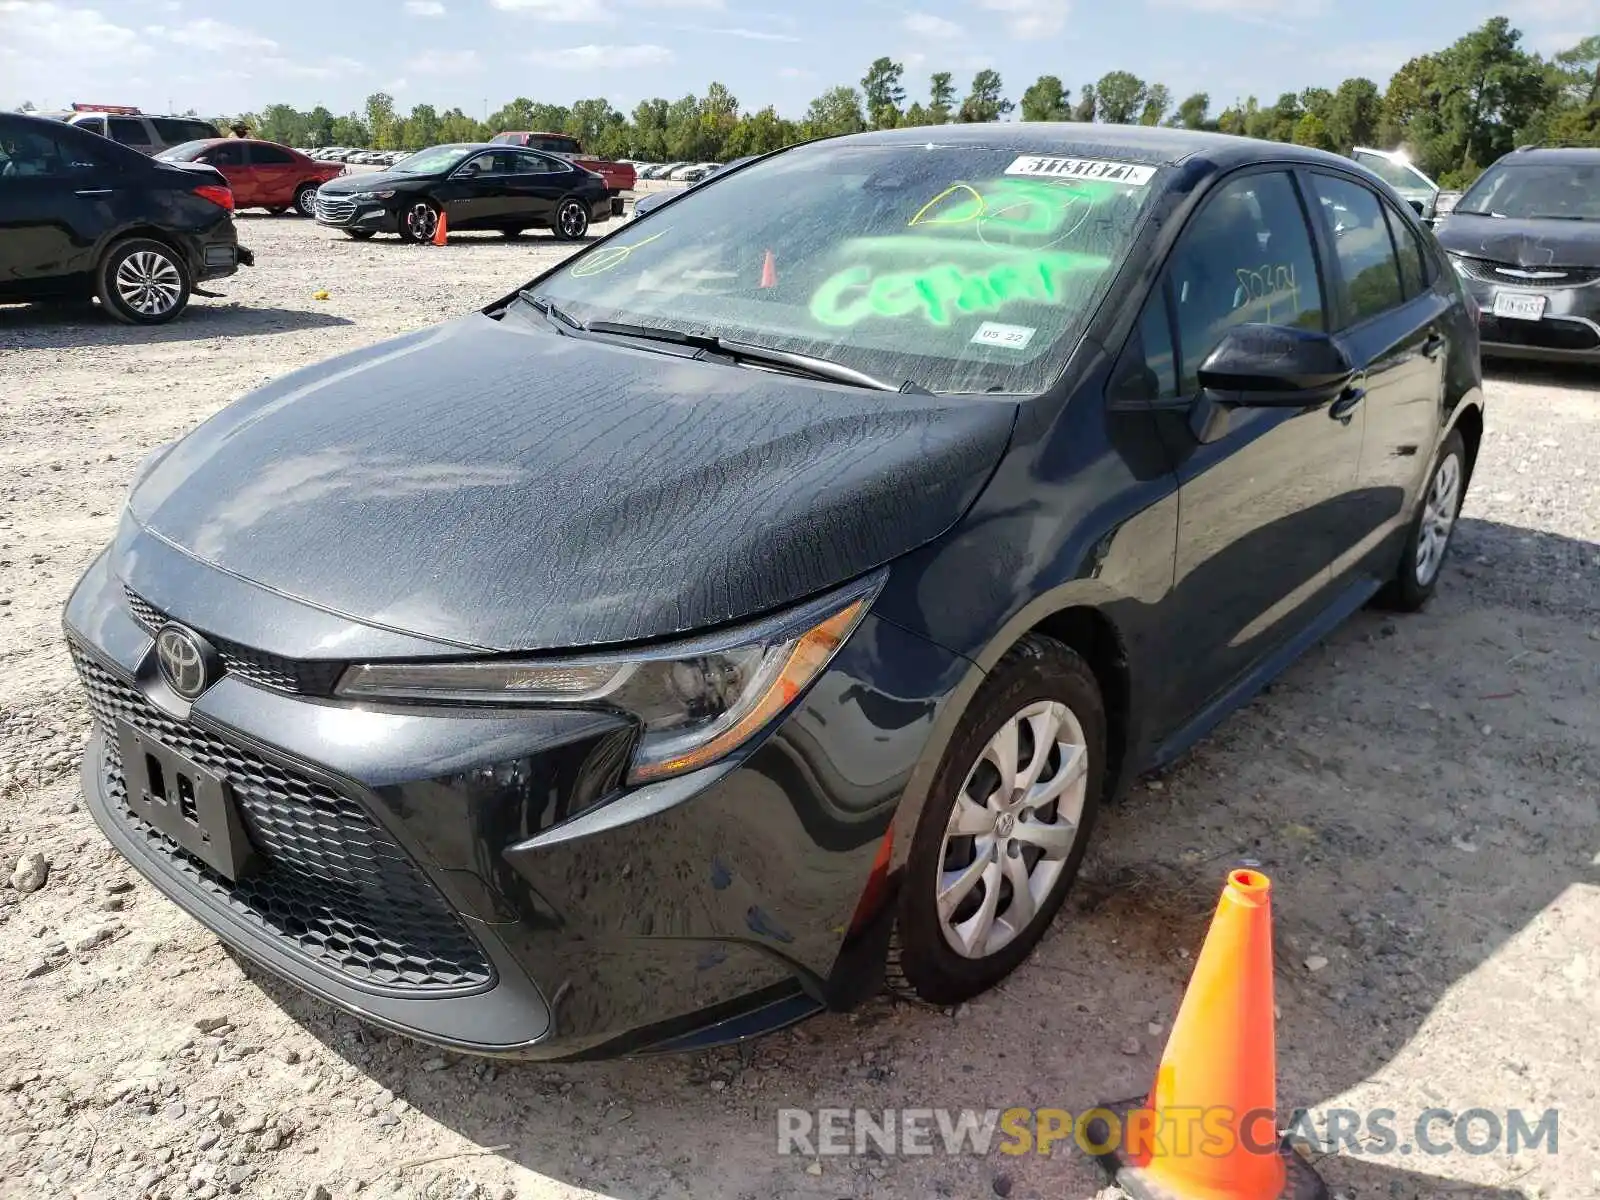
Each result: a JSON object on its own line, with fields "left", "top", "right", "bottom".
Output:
{"left": 155, "top": 138, "right": 345, "bottom": 216}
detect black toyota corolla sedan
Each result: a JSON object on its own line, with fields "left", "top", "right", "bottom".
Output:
{"left": 65, "top": 125, "right": 1483, "bottom": 1061}
{"left": 312, "top": 142, "right": 617, "bottom": 243}
{"left": 1432, "top": 146, "right": 1600, "bottom": 364}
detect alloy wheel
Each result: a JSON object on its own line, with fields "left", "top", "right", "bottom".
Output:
{"left": 1415, "top": 452, "right": 1461, "bottom": 586}
{"left": 936, "top": 699, "right": 1090, "bottom": 959}
{"left": 114, "top": 250, "right": 183, "bottom": 317}
{"left": 296, "top": 188, "right": 318, "bottom": 216}
{"left": 558, "top": 201, "right": 586, "bottom": 239}
{"left": 407, "top": 203, "right": 438, "bottom": 241}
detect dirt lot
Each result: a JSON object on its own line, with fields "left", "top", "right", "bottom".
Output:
{"left": 1, "top": 215, "right": 1597, "bottom": 1200}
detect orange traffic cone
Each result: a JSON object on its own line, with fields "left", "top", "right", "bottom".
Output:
{"left": 759, "top": 248, "right": 776, "bottom": 288}
{"left": 1084, "top": 869, "right": 1328, "bottom": 1200}
{"left": 431, "top": 209, "right": 449, "bottom": 246}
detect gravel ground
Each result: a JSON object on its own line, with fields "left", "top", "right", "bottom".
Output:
{"left": 1, "top": 215, "right": 1597, "bottom": 1200}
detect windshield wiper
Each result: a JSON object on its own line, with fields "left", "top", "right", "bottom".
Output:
{"left": 582, "top": 319, "right": 932, "bottom": 394}
{"left": 517, "top": 290, "right": 583, "bottom": 332}
{"left": 1449, "top": 208, "right": 1505, "bottom": 218}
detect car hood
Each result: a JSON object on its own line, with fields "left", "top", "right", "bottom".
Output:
{"left": 1433, "top": 213, "right": 1600, "bottom": 268}
{"left": 317, "top": 169, "right": 423, "bottom": 194}
{"left": 126, "top": 313, "right": 1017, "bottom": 652}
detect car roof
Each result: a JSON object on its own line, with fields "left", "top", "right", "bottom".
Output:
{"left": 826, "top": 122, "right": 1361, "bottom": 174}
{"left": 1503, "top": 146, "right": 1600, "bottom": 164}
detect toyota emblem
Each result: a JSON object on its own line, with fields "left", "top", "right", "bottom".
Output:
{"left": 155, "top": 624, "right": 212, "bottom": 699}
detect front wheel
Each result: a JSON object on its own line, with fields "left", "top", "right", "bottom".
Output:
{"left": 342, "top": 229, "right": 376, "bottom": 241}
{"left": 552, "top": 197, "right": 589, "bottom": 242}
{"left": 96, "top": 238, "right": 191, "bottom": 325}
{"left": 888, "top": 634, "right": 1104, "bottom": 1006}
{"left": 397, "top": 199, "right": 439, "bottom": 244}
{"left": 293, "top": 183, "right": 320, "bottom": 217}
{"left": 1374, "top": 428, "right": 1466, "bottom": 612}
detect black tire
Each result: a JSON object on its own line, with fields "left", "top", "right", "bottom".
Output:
{"left": 500, "top": 228, "right": 525, "bottom": 240}
{"left": 266, "top": 206, "right": 288, "bottom": 216}
{"left": 342, "top": 229, "right": 376, "bottom": 241}
{"left": 888, "top": 634, "right": 1105, "bottom": 1006}
{"left": 95, "top": 238, "right": 191, "bottom": 326}
{"left": 1373, "top": 429, "right": 1467, "bottom": 613}
{"left": 292, "top": 183, "right": 320, "bottom": 218}
{"left": 552, "top": 197, "right": 589, "bottom": 242}
{"left": 397, "top": 198, "right": 439, "bottom": 244}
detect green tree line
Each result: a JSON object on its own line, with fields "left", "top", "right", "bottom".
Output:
{"left": 213, "top": 17, "right": 1593, "bottom": 190}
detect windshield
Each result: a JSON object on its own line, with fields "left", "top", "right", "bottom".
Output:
{"left": 1455, "top": 161, "right": 1600, "bottom": 219}
{"left": 1352, "top": 150, "right": 1433, "bottom": 197}
{"left": 530, "top": 142, "right": 1162, "bottom": 394}
{"left": 156, "top": 140, "right": 216, "bottom": 162}
{"left": 391, "top": 144, "right": 476, "bottom": 175}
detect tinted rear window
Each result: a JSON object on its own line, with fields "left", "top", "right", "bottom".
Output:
{"left": 534, "top": 143, "right": 1164, "bottom": 395}
{"left": 154, "top": 118, "right": 220, "bottom": 142}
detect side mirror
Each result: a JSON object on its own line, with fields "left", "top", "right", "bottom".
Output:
{"left": 1408, "top": 198, "right": 1425, "bottom": 216}
{"left": 1188, "top": 325, "right": 1356, "bottom": 442}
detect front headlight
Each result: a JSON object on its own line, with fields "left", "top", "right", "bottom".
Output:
{"left": 335, "top": 574, "right": 883, "bottom": 784}
{"left": 351, "top": 190, "right": 395, "bottom": 202}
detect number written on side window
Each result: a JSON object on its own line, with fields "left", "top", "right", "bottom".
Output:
{"left": 1311, "top": 174, "right": 1405, "bottom": 324}
{"left": 1167, "top": 171, "right": 1325, "bottom": 393}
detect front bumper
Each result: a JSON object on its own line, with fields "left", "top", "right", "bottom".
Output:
{"left": 64, "top": 539, "right": 965, "bottom": 1058}
{"left": 314, "top": 193, "right": 397, "bottom": 233}
{"left": 1452, "top": 261, "right": 1600, "bottom": 363}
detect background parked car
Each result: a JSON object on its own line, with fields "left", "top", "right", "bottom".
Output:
{"left": 157, "top": 138, "right": 346, "bottom": 217}
{"left": 1350, "top": 146, "right": 1443, "bottom": 223}
{"left": 313, "top": 142, "right": 617, "bottom": 243}
{"left": 488, "top": 130, "right": 636, "bottom": 197}
{"left": 0, "top": 112, "right": 251, "bottom": 324}
{"left": 39, "top": 104, "right": 221, "bottom": 156}
{"left": 632, "top": 155, "right": 757, "bottom": 216}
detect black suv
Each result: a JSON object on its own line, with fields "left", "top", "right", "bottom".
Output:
{"left": 1433, "top": 146, "right": 1600, "bottom": 364}
{"left": 0, "top": 113, "right": 252, "bottom": 324}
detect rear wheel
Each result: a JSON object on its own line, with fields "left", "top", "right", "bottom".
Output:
{"left": 1374, "top": 429, "right": 1466, "bottom": 612}
{"left": 96, "top": 238, "right": 190, "bottom": 325}
{"left": 552, "top": 197, "right": 589, "bottom": 242}
{"left": 397, "top": 198, "right": 439, "bottom": 244}
{"left": 888, "top": 634, "right": 1104, "bottom": 1006}
{"left": 293, "top": 183, "right": 320, "bottom": 217}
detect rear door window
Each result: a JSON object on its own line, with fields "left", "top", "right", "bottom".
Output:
{"left": 1383, "top": 204, "right": 1429, "bottom": 299}
{"left": 203, "top": 142, "right": 247, "bottom": 167}
{"left": 1309, "top": 173, "right": 1405, "bottom": 326}
{"left": 0, "top": 121, "right": 107, "bottom": 178}
{"left": 108, "top": 117, "right": 152, "bottom": 148}
{"left": 513, "top": 150, "right": 565, "bottom": 175}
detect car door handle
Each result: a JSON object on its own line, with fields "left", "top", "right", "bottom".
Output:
{"left": 1330, "top": 385, "right": 1365, "bottom": 424}
{"left": 74, "top": 188, "right": 113, "bottom": 197}
{"left": 1420, "top": 331, "right": 1445, "bottom": 359}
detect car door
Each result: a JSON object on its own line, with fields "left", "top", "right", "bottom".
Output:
{"left": 502, "top": 150, "right": 568, "bottom": 228}
{"left": 440, "top": 150, "right": 505, "bottom": 228}
{"left": 197, "top": 141, "right": 251, "bottom": 205}
{"left": 1132, "top": 168, "right": 1366, "bottom": 730}
{"left": 0, "top": 118, "right": 115, "bottom": 296}
{"left": 245, "top": 142, "right": 299, "bottom": 208}
{"left": 1304, "top": 171, "right": 1449, "bottom": 584}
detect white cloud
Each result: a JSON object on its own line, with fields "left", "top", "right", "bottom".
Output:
{"left": 904, "top": 12, "right": 963, "bottom": 39}
{"left": 490, "top": 0, "right": 615, "bottom": 19}
{"left": 403, "top": 0, "right": 446, "bottom": 14}
{"left": 405, "top": 48, "right": 481, "bottom": 73}
{"left": 977, "top": 0, "right": 1066, "bottom": 38}
{"left": 625, "top": 0, "right": 723, "bottom": 7}
{"left": 689, "top": 25, "right": 801, "bottom": 42}
{"left": 152, "top": 18, "right": 279, "bottom": 53}
{"left": 527, "top": 43, "right": 673, "bottom": 69}
{"left": 263, "top": 54, "right": 369, "bottom": 79}
{"left": 778, "top": 65, "right": 815, "bottom": 79}
{"left": 0, "top": 1, "right": 151, "bottom": 63}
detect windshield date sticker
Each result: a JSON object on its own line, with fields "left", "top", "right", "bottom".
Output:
{"left": 1004, "top": 156, "right": 1156, "bottom": 186}
{"left": 972, "top": 321, "right": 1037, "bottom": 350}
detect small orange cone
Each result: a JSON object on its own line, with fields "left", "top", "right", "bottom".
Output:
{"left": 759, "top": 248, "right": 776, "bottom": 288}
{"left": 1084, "top": 869, "right": 1328, "bottom": 1200}
{"left": 431, "top": 209, "right": 449, "bottom": 246}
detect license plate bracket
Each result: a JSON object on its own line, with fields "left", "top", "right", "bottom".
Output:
{"left": 1492, "top": 292, "right": 1547, "bottom": 321}
{"left": 115, "top": 721, "right": 257, "bottom": 881}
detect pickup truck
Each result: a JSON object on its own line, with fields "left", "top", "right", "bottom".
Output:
{"left": 488, "top": 131, "right": 636, "bottom": 196}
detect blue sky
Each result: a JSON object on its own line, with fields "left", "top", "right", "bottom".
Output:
{"left": 1, "top": 0, "right": 1591, "bottom": 122}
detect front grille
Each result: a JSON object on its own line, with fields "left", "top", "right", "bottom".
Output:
{"left": 315, "top": 194, "right": 356, "bottom": 224}
{"left": 1480, "top": 316, "right": 1600, "bottom": 352}
{"left": 69, "top": 641, "right": 495, "bottom": 995}
{"left": 1455, "top": 257, "right": 1600, "bottom": 287}
{"left": 124, "top": 587, "right": 344, "bottom": 696}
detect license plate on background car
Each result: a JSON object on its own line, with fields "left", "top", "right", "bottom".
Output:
{"left": 114, "top": 721, "right": 257, "bottom": 881}
{"left": 1493, "top": 293, "right": 1547, "bottom": 321}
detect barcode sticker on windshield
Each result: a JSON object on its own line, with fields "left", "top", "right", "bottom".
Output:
{"left": 1004, "top": 155, "right": 1156, "bottom": 186}
{"left": 972, "top": 322, "right": 1036, "bottom": 350}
